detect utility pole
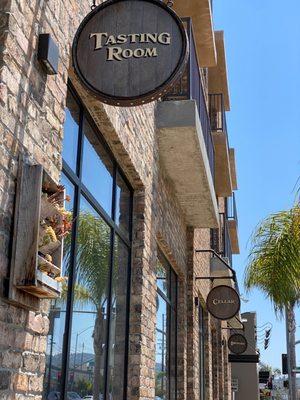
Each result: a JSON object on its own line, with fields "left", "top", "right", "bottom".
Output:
{"left": 72, "top": 325, "right": 94, "bottom": 390}
{"left": 80, "top": 342, "right": 85, "bottom": 371}
{"left": 286, "top": 304, "right": 297, "bottom": 400}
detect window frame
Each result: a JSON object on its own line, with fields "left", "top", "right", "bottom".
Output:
{"left": 52, "top": 82, "right": 133, "bottom": 400}
{"left": 156, "top": 250, "right": 178, "bottom": 400}
{"left": 199, "top": 303, "right": 206, "bottom": 400}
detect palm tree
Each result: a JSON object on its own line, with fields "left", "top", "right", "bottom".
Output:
{"left": 64, "top": 210, "right": 112, "bottom": 400}
{"left": 244, "top": 205, "right": 300, "bottom": 400}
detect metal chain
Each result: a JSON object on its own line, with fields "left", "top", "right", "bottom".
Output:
{"left": 91, "top": 0, "right": 97, "bottom": 10}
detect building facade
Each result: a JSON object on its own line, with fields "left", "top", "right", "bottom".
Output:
{"left": 0, "top": 1, "right": 240, "bottom": 400}
{"left": 231, "top": 312, "right": 260, "bottom": 400}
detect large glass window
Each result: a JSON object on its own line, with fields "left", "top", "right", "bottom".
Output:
{"left": 82, "top": 120, "right": 114, "bottom": 217}
{"left": 155, "top": 251, "right": 177, "bottom": 400}
{"left": 62, "top": 97, "right": 79, "bottom": 172}
{"left": 44, "top": 87, "right": 132, "bottom": 400}
{"left": 44, "top": 174, "right": 75, "bottom": 398}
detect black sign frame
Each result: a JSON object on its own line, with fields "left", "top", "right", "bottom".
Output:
{"left": 228, "top": 333, "right": 248, "bottom": 355}
{"left": 228, "top": 354, "right": 259, "bottom": 364}
{"left": 72, "top": 0, "right": 189, "bottom": 106}
{"left": 206, "top": 285, "right": 241, "bottom": 321}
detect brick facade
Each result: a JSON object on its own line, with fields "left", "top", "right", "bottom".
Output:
{"left": 0, "top": 1, "right": 237, "bottom": 400}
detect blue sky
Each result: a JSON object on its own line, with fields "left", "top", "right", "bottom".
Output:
{"left": 213, "top": 0, "right": 300, "bottom": 369}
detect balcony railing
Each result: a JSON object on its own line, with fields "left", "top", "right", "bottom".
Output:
{"left": 210, "top": 213, "right": 232, "bottom": 266}
{"left": 163, "top": 17, "right": 215, "bottom": 179}
{"left": 221, "top": 213, "right": 233, "bottom": 267}
{"left": 208, "top": 93, "right": 227, "bottom": 133}
{"left": 227, "top": 193, "right": 238, "bottom": 226}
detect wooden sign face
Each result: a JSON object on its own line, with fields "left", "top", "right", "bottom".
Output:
{"left": 206, "top": 285, "right": 240, "bottom": 320}
{"left": 72, "top": 0, "right": 188, "bottom": 106}
{"left": 228, "top": 334, "right": 248, "bottom": 355}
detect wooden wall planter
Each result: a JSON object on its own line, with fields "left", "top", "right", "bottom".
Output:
{"left": 9, "top": 160, "right": 64, "bottom": 308}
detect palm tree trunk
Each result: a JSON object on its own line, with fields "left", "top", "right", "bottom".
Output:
{"left": 286, "top": 303, "right": 297, "bottom": 400}
{"left": 93, "top": 307, "right": 105, "bottom": 400}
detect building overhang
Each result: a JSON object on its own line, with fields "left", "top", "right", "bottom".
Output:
{"left": 156, "top": 100, "right": 218, "bottom": 228}
{"left": 229, "top": 148, "right": 238, "bottom": 190}
{"left": 210, "top": 256, "right": 234, "bottom": 288}
{"left": 174, "top": 0, "right": 217, "bottom": 67}
{"left": 212, "top": 131, "right": 232, "bottom": 197}
{"left": 227, "top": 314, "right": 244, "bottom": 330}
{"left": 208, "top": 31, "right": 230, "bottom": 110}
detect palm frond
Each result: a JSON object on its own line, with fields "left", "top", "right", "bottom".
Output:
{"left": 64, "top": 211, "right": 111, "bottom": 306}
{"left": 244, "top": 205, "right": 300, "bottom": 314}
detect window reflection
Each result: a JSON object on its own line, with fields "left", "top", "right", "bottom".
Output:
{"left": 107, "top": 236, "right": 129, "bottom": 400}
{"left": 156, "top": 259, "right": 168, "bottom": 297}
{"left": 66, "top": 197, "right": 111, "bottom": 399}
{"left": 44, "top": 89, "right": 132, "bottom": 400}
{"left": 170, "top": 307, "right": 177, "bottom": 400}
{"left": 82, "top": 119, "right": 113, "bottom": 217}
{"left": 43, "top": 174, "right": 75, "bottom": 400}
{"left": 170, "top": 270, "right": 177, "bottom": 400}
{"left": 155, "top": 253, "right": 177, "bottom": 400}
{"left": 115, "top": 172, "right": 131, "bottom": 235}
{"left": 156, "top": 294, "right": 168, "bottom": 400}
{"left": 62, "top": 93, "right": 80, "bottom": 172}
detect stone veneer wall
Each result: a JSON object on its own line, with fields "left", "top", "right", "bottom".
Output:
{"left": 190, "top": 228, "right": 232, "bottom": 400}
{"left": 0, "top": 1, "right": 233, "bottom": 400}
{"left": 0, "top": 0, "right": 85, "bottom": 397}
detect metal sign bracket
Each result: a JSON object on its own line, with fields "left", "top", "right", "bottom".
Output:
{"left": 195, "top": 276, "right": 235, "bottom": 281}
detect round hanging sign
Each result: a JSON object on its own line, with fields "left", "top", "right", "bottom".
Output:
{"left": 206, "top": 285, "right": 240, "bottom": 320}
{"left": 228, "top": 334, "right": 248, "bottom": 355}
{"left": 72, "top": 0, "right": 189, "bottom": 106}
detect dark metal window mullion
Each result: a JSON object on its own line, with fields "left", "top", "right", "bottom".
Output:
{"left": 80, "top": 183, "right": 130, "bottom": 246}
{"left": 61, "top": 184, "right": 81, "bottom": 400}
{"left": 199, "top": 305, "right": 202, "bottom": 400}
{"left": 170, "top": 268, "right": 177, "bottom": 400}
{"left": 62, "top": 161, "right": 81, "bottom": 187}
{"left": 104, "top": 162, "right": 117, "bottom": 400}
{"left": 123, "top": 179, "right": 134, "bottom": 400}
{"left": 63, "top": 162, "right": 130, "bottom": 247}
{"left": 156, "top": 257, "right": 178, "bottom": 400}
{"left": 61, "top": 103, "right": 85, "bottom": 400}
{"left": 174, "top": 276, "right": 178, "bottom": 400}
{"left": 59, "top": 84, "right": 133, "bottom": 400}
{"left": 199, "top": 306, "right": 206, "bottom": 400}
{"left": 157, "top": 287, "right": 172, "bottom": 307}
{"left": 167, "top": 266, "right": 170, "bottom": 400}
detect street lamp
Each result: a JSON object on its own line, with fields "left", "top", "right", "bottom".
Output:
{"left": 72, "top": 325, "right": 94, "bottom": 388}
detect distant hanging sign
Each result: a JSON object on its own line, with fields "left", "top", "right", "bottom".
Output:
{"left": 72, "top": 0, "right": 188, "bottom": 106}
{"left": 206, "top": 285, "right": 240, "bottom": 320}
{"left": 228, "top": 334, "right": 248, "bottom": 355}
{"left": 231, "top": 378, "right": 239, "bottom": 392}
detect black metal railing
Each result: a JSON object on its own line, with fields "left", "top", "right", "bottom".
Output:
{"left": 163, "top": 17, "right": 215, "bottom": 179}
{"left": 208, "top": 93, "right": 227, "bottom": 133}
{"left": 210, "top": 213, "right": 233, "bottom": 267}
{"left": 210, "top": 226, "right": 220, "bottom": 254}
{"left": 226, "top": 193, "right": 238, "bottom": 227}
{"left": 208, "top": 93, "right": 231, "bottom": 157}
{"left": 221, "top": 213, "right": 233, "bottom": 267}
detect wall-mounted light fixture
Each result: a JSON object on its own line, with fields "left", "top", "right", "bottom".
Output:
{"left": 37, "top": 33, "right": 59, "bottom": 75}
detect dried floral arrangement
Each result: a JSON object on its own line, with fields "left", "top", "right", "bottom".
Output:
{"left": 38, "top": 185, "right": 72, "bottom": 283}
